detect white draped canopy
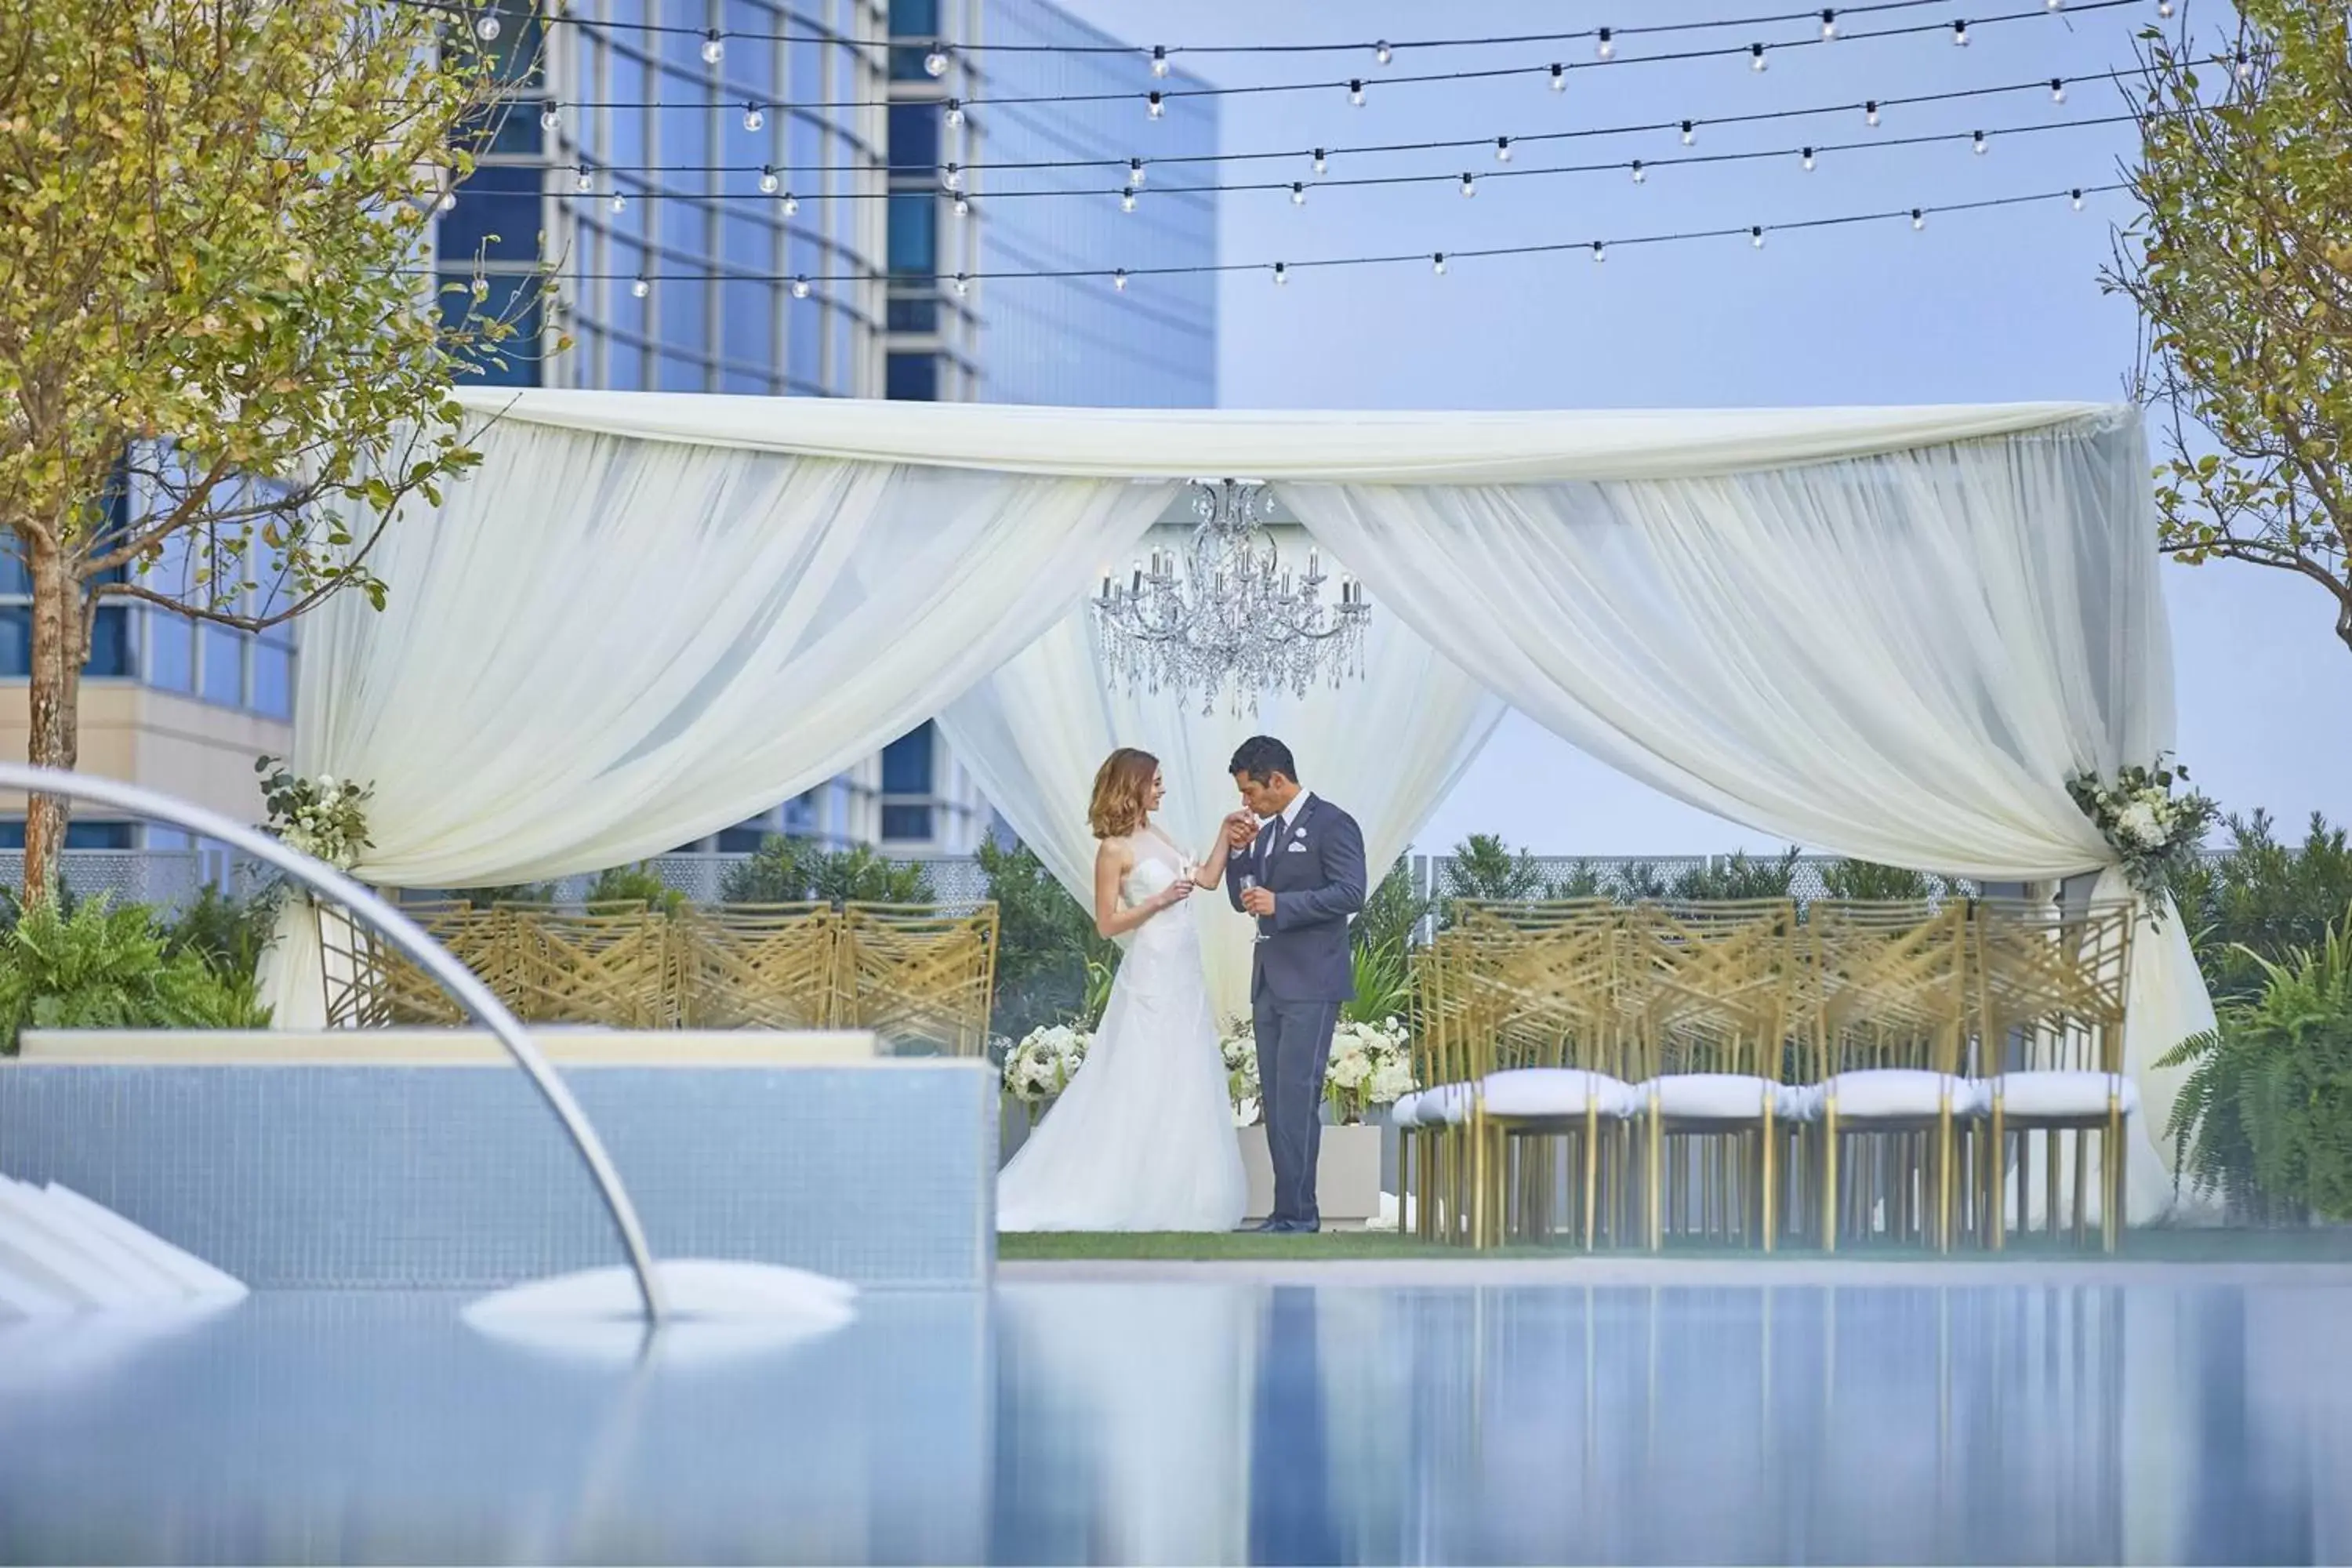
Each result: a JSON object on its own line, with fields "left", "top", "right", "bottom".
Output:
{"left": 260, "top": 390, "right": 2210, "bottom": 1221}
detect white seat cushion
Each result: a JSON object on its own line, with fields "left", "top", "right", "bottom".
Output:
{"left": 1802, "top": 1069, "right": 1984, "bottom": 1121}
{"left": 1414, "top": 1083, "right": 1480, "bottom": 1126}
{"left": 1639, "top": 1073, "right": 1807, "bottom": 1121}
{"left": 1389, "top": 1091, "right": 1424, "bottom": 1127}
{"left": 1980, "top": 1071, "right": 2140, "bottom": 1120}
{"left": 1482, "top": 1068, "right": 1639, "bottom": 1120}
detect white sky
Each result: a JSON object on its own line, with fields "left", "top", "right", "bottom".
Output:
{"left": 1054, "top": 0, "right": 2352, "bottom": 855}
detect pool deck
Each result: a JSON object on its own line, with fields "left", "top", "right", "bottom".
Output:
{"left": 999, "top": 1255, "right": 2352, "bottom": 1287}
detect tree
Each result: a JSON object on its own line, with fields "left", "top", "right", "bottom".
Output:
{"left": 0, "top": 0, "right": 543, "bottom": 897}
{"left": 2107, "top": 0, "right": 2352, "bottom": 653}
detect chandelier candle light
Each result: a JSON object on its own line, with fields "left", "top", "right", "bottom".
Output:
{"left": 1092, "top": 480, "right": 1370, "bottom": 713}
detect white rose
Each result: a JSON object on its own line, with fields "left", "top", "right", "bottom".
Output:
{"left": 2114, "top": 800, "right": 2163, "bottom": 848}
{"left": 1328, "top": 1053, "right": 1370, "bottom": 1090}
{"left": 1370, "top": 1058, "right": 1416, "bottom": 1105}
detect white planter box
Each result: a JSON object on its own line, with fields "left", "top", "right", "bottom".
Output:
{"left": 1237, "top": 1122, "right": 1382, "bottom": 1224}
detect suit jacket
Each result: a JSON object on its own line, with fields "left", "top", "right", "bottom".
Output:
{"left": 1226, "top": 794, "right": 1367, "bottom": 1004}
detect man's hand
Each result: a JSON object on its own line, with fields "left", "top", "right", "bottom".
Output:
{"left": 1240, "top": 885, "right": 1276, "bottom": 918}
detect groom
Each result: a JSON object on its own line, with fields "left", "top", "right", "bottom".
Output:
{"left": 1225, "top": 736, "right": 1367, "bottom": 1234}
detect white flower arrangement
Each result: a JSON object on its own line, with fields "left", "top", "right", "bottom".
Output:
{"left": 2065, "top": 753, "right": 2216, "bottom": 917}
{"left": 1219, "top": 1014, "right": 1417, "bottom": 1127}
{"left": 256, "top": 755, "right": 374, "bottom": 873}
{"left": 1001, "top": 1022, "right": 1091, "bottom": 1108}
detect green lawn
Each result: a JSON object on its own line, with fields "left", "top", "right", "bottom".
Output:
{"left": 997, "top": 1226, "right": 2352, "bottom": 1265}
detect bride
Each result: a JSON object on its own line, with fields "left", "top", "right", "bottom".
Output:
{"left": 997, "top": 747, "right": 1249, "bottom": 1232}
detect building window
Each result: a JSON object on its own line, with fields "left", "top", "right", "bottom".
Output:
{"left": 716, "top": 824, "right": 769, "bottom": 852}
{"left": 0, "top": 819, "right": 134, "bottom": 850}
{"left": 886, "top": 191, "right": 937, "bottom": 278}
{"left": 147, "top": 609, "right": 194, "bottom": 692}
{"left": 200, "top": 623, "right": 244, "bottom": 707}
{"left": 887, "top": 103, "right": 938, "bottom": 172}
{"left": 887, "top": 352, "right": 938, "bottom": 401}
{"left": 886, "top": 295, "right": 940, "bottom": 333}
{"left": 880, "top": 722, "right": 936, "bottom": 843}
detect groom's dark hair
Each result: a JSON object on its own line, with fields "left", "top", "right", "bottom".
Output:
{"left": 1229, "top": 735, "right": 1298, "bottom": 785}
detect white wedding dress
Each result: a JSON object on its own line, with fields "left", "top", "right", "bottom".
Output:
{"left": 997, "top": 830, "right": 1248, "bottom": 1232}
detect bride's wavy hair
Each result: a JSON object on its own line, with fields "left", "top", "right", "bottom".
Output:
{"left": 1087, "top": 748, "right": 1160, "bottom": 840}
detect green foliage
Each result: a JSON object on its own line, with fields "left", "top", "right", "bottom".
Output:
{"left": 452, "top": 882, "right": 554, "bottom": 909}
{"left": 975, "top": 838, "right": 1112, "bottom": 1040}
{"left": 584, "top": 862, "right": 685, "bottom": 915}
{"left": 720, "top": 835, "right": 935, "bottom": 906}
{"left": 159, "top": 885, "right": 281, "bottom": 982}
{"left": 1344, "top": 940, "right": 1412, "bottom": 1027}
{"left": 1355, "top": 857, "right": 1432, "bottom": 956}
{"left": 1670, "top": 848, "right": 1801, "bottom": 902}
{"left": 0, "top": 896, "right": 270, "bottom": 1054}
{"left": 2174, "top": 811, "right": 2352, "bottom": 1001}
{"left": 2160, "top": 903, "right": 2352, "bottom": 1221}
{"left": 1078, "top": 958, "right": 1118, "bottom": 1031}
{"left": 1817, "top": 858, "right": 1933, "bottom": 902}
{"left": 2108, "top": 0, "right": 2352, "bottom": 654}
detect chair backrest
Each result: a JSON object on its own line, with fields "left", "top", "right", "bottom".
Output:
{"left": 1805, "top": 900, "right": 1971, "bottom": 1079}
{"left": 1632, "top": 899, "right": 1801, "bottom": 1082}
{"left": 679, "top": 903, "right": 838, "bottom": 1029}
{"left": 838, "top": 902, "right": 1000, "bottom": 1057}
{"left": 1969, "top": 898, "right": 2132, "bottom": 1076}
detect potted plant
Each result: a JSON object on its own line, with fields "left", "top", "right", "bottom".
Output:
{"left": 1224, "top": 1014, "right": 1415, "bottom": 1225}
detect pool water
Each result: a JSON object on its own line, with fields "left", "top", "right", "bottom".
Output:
{"left": 2, "top": 1279, "right": 2346, "bottom": 1564}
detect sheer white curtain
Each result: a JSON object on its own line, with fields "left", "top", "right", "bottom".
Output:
{"left": 1282, "top": 409, "right": 2203, "bottom": 1219}
{"left": 259, "top": 416, "right": 1174, "bottom": 1024}
{"left": 939, "top": 523, "right": 1504, "bottom": 1022}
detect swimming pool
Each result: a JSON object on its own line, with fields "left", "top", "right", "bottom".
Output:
{"left": 2, "top": 1278, "right": 2344, "bottom": 1564}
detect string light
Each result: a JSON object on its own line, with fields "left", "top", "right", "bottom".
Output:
{"left": 1348, "top": 79, "right": 1365, "bottom": 107}
{"left": 1432, "top": 251, "right": 1446, "bottom": 274}
{"left": 1150, "top": 45, "right": 1169, "bottom": 78}
{"left": 1866, "top": 100, "right": 1882, "bottom": 125}
{"left": 2157, "top": 0, "right": 2172, "bottom": 15}
{"left": 954, "top": 273, "right": 970, "bottom": 295}
{"left": 1312, "top": 148, "right": 1328, "bottom": 174}
{"left": 1113, "top": 267, "right": 1129, "bottom": 290}
{"left": 1272, "top": 261, "right": 1290, "bottom": 284}
{"left": 631, "top": 274, "right": 649, "bottom": 297}
{"left": 474, "top": 6, "right": 499, "bottom": 42}
{"left": 1290, "top": 180, "right": 1306, "bottom": 204}
{"left": 791, "top": 274, "right": 811, "bottom": 297}
{"left": 1149, "top": 90, "right": 1166, "bottom": 118}
{"left": 1120, "top": 187, "right": 1138, "bottom": 212}
{"left": 1631, "top": 158, "right": 1646, "bottom": 183}
{"left": 2050, "top": 77, "right": 2067, "bottom": 102}
{"left": 1821, "top": 9, "right": 1839, "bottom": 38}
{"left": 1130, "top": 157, "right": 1146, "bottom": 185}
{"left": 1952, "top": 19, "right": 1970, "bottom": 44}
{"left": 1591, "top": 240, "right": 1606, "bottom": 262}
{"left": 743, "top": 103, "right": 764, "bottom": 132}
{"left": 1597, "top": 27, "right": 1615, "bottom": 60}
{"left": 701, "top": 28, "right": 724, "bottom": 64}
{"left": 610, "top": 191, "right": 626, "bottom": 212}
{"left": 574, "top": 165, "right": 592, "bottom": 192}
{"left": 1751, "top": 42, "right": 1769, "bottom": 71}
{"left": 540, "top": 100, "right": 561, "bottom": 131}
{"left": 1375, "top": 39, "right": 1394, "bottom": 66}
{"left": 1973, "top": 129, "right": 1988, "bottom": 153}
{"left": 1548, "top": 63, "right": 1566, "bottom": 91}
{"left": 1750, "top": 225, "right": 1766, "bottom": 247}
{"left": 783, "top": 192, "right": 800, "bottom": 216}
{"left": 945, "top": 100, "right": 964, "bottom": 127}
{"left": 943, "top": 162, "right": 964, "bottom": 191}
{"left": 2070, "top": 187, "right": 2084, "bottom": 208}
{"left": 923, "top": 42, "right": 949, "bottom": 76}
{"left": 759, "top": 165, "right": 779, "bottom": 193}
{"left": 2046, "top": 0, "right": 2063, "bottom": 9}
{"left": 2234, "top": 50, "right": 2252, "bottom": 82}
{"left": 1459, "top": 171, "right": 1477, "bottom": 196}
{"left": 1801, "top": 146, "right": 1817, "bottom": 169}
{"left": 1495, "top": 136, "right": 1513, "bottom": 162}
{"left": 1681, "top": 120, "right": 1697, "bottom": 145}
{"left": 952, "top": 193, "right": 969, "bottom": 216}
{"left": 1911, "top": 206, "right": 1926, "bottom": 228}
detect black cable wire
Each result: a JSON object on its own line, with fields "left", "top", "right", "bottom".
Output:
{"left": 546, "top": 111, "right": 2133, "bottom": 201}
{"left": 506, "top": 181, "right": 2122, "bottom": 285}
{"left": 546, "top": 69, "right": 2126, "bottom": 179}
{"left": 530, "top": 0, "right": 2140, "bottom": 115}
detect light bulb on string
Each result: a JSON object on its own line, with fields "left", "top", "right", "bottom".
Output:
{"left": 1495, "top": 136, "right": 1512, "bottom": 162}
{"left": 922, "top": 42, "right": 948, "bottom": 76}
{"left": 1374, "top": 39, "right": 1393, "bottom": 66}
{"left": 1591, "top": 240, "right": 1606, "bottom": 262}
{"left": 1801, "top": 147, "right": 1816, "bottom": 170}
{"left": 2157, "top": 0, "right": 2173, "bottom": 15}
{"left": 1120, "top": 187, "right": 1137, "bottom": 212}
{"left": 1148, "top": 90, "right": 1166, "bottom": 118}
{"left": 1750, "top": 42, "right": 1768, "bottom": 71}
{"left": 1348, "top": 79, "right": 1365, "bottom": 107}
{"left": 1289, "top": 181, "right": 1306, "bottom": 205}
{"left": 574, "top": 164, "right": 592, "bottom": 192}
{"left": 2051, "top": 77, "right": 2067, "bottom": 102}
{"left": 759, "top": 165, "right": 779, "bottom": 194}
{"left": 1548, "top": 63, "right": 1566, "bottom": 91}
{"left": 782, "top": 192, "right": 799, "bottom": 216}
{"left": 630, "top": 274, "right": 649, "bottom": 298}
{"left": 1432, "top": 252, "right": 1446, "bottom": 275}
{"left": 743, "top": 103, "right": 764, "bottom": 132}
{"left": 435, "top": 186, "right": 456, "bottom": 212}
{"left": 540, "top": 100, "right": 560, "bottom": 131}
{"left": 1865, "top": 100, "right": 1881, "bottom": 126}
{"left": 1113, "top": 268, "right": 1129, "bottom": 291}
{"left": 945, "top": 100, "right": 964, "bottom": 127}
{"left": 2071, "top": 187, "right": 2085, "bottom": 209}
{"left": 1680, "top": 119, "right": 1697, "bottom": 145}
{"left": 943, "top": 162, "right": 963, "bottom": 191}
{"left": 791, "top": 275, "right": 811, "bottom": 299}
{"left": 2234, "top": 50, "right": 2252, "bottom": 81}
{"left": 1629, "top": 159, "right": 1646, "bottom": 183}
{"left": 474, "top": 7, "right": 500, "bottom": 42}
{"left": 1312, "top": 148, "right": 1328, "bottom": 175}
{"left": 2046, "top": 0, "right": 2063, "bottom": 9}
{"left": 702, "top": 29, "right": 725, "bottom": 64}
{"left": 1951, "top": 19, "right": 1969, "bottom": 45}
{"left": 1820, "top": 9, "right": 1838, "bottom": 38}
{"left": 1750, "top": 226, "right": 1766, "bottom": 249}
{"left": 1130, "top": 158, "right": 1146, "bottom": 186}
{"left": 1150, "top": 45, "right": 1169, "bottom": 78}
{"left": 1911, "top": 207, "right": 1926, "bottom": 230}
{"left": 951, "top": 194, "right": 969, "bottom": 217}
{"left": 1272, "top": 261, "right": 1289, "bottom": 285}
{"left": 953, "top": 273, "right": 970, "bottom": 296}
{"left": 610, "top": 191, "right": 626, "bottom": 213}
{"left": 1459, "top": 172, "right": 1476, "bottom": 197}
{"left": 1973, "top": 129, "right": 1988, "bottom": 154}
{"left": 1596, "top": 27, "right": 1614, "bottom": 59}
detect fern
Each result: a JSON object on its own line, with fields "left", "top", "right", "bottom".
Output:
{"left": 0, "top": 896, "right": 270, "bottom": 1053}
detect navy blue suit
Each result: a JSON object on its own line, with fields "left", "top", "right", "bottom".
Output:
{"left": 1228, "top": 794, "right": 1367, "bottom": 1225}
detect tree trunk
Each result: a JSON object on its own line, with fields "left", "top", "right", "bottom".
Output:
{"left": 21, "top": 536, "right": 85, "bottom": 906}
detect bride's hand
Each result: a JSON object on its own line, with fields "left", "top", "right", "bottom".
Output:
{"left": 1156, "top": 877, "right": 1196, "bottom": 909}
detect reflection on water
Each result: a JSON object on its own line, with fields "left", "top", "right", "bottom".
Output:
{"left": 2, "top": 1280, "right": 2347, "bottom": 1564}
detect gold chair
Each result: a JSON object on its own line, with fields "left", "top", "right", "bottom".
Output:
{"left": 499, "top": 902, "right": 681, "bottom": 1028}
{"left": 1969, "top": 898, "right": 2134, "bottom": 1251}
{"left": 839, "top": 902, "right": 1000, "bottom": 1056}
{"left": 1801, "top": 901, "right": 1974, "bottom": 1251}
{"left": 680, "top": 903, "right": 840, "bottom": 1029}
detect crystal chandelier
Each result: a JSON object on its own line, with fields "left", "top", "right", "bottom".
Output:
{"left": 1091, "top": 480, "right": 1370, "bottom": 713}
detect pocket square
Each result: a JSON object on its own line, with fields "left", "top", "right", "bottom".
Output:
{"left": 1285, "top": 840, "right": 1309, "bottom": 853}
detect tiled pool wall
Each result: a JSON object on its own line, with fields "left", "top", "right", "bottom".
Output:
{"left": 0, "top": 1062, "right": 996, "bottom": 1289}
